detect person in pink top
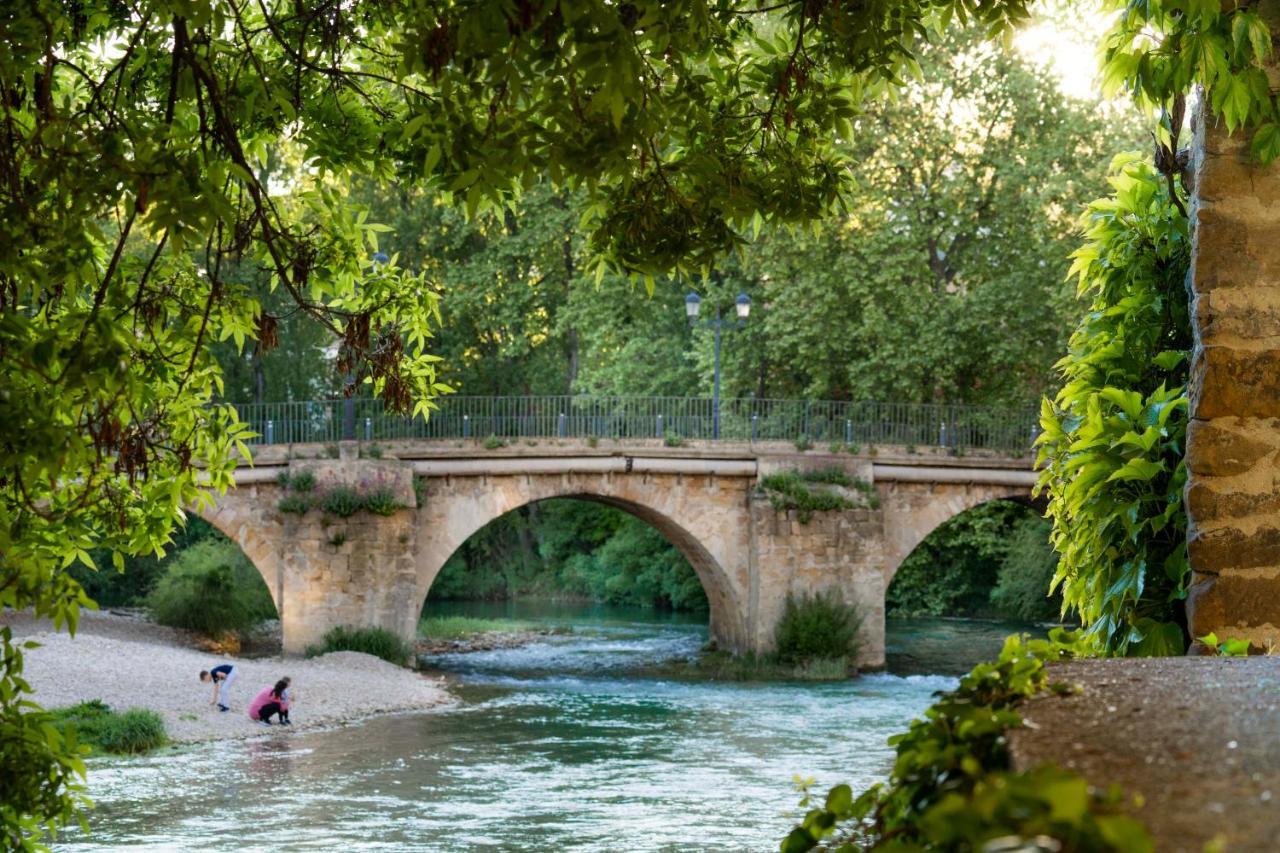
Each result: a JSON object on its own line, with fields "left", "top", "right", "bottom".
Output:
{"left": 247, "top": 677, "right": 292, "bottom": 726}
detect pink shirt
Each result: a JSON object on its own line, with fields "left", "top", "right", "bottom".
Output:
{"left": 247, "top": 686, "right": 275, "bottom": 720}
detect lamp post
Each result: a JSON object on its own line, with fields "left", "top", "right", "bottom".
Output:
{"left": 685, "top": 288, "right": 751, "bottom": 440}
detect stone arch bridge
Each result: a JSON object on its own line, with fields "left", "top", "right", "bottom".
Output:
{"left": 201, "top": 440, "right": 1036, "bottom": 668}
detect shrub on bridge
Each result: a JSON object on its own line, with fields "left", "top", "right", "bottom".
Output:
{"left": 306, "top": 625, "right": 414, "bottom": 666}
{"left": 775, "top": 590, "right": 863, "bottom": 666}
{"left": 320, "top": 487, "right": 364, "bottom": 517}
{"left": 362, "top": 487, "right": 400, "bottom": 516}
{"left": 147, "top": 540, "right": 277, "bottom": 638}
{"left": 760, "top": 470, "right": 876, "bottom": 523}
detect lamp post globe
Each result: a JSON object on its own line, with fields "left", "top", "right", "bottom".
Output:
{"left": 685, "top": 292, "right": 702, "bottom": 321}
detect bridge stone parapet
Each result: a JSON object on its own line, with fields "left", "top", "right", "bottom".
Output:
{"left": 202, "top": 442, "right": 1037, "bottom": 667}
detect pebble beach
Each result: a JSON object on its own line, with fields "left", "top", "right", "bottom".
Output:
{"left": 4, "top": 610, "right": 454, "bottom": 743}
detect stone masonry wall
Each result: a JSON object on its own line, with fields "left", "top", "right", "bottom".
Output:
{"left": 1186, "top": 77, "right": 1280, "bottom": 649}
{"left": 749, "top": 499, "right": 887, "bottom": 669}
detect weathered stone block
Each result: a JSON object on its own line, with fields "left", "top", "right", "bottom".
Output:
{"left": 1187, "top": 480, "right": 1280, "bottom": 523}
{"left": 1188, "top": 524, "right": 1280, "bottom": 572}
{"left": 1187, "top": 569, "right": 1280, "bottom": 636}
{"left": 1190, "top": 347, "right": 1280, "bottom": 419}
{"left": 1186, "top": 418, "right": 1280, "bottom": 476}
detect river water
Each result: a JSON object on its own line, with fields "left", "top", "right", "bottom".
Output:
{"left": 60, "top": 603, "right": 1033, "bottom": 852}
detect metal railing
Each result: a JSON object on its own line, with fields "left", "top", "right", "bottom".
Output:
{"left": 231, "top": 396, "right": 1039, "bottom": 454}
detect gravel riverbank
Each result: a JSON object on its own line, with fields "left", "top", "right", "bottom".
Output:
{"left": 4, "top": 610, "right": 454, "bottom": 744}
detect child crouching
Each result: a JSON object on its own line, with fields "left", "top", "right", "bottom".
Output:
{"left": 248, "top": 677, "right": 292, "bottom": 726}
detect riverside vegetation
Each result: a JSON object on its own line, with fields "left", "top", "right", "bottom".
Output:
{"left": 46, "top": 702, "right": 167, "bottom": 758}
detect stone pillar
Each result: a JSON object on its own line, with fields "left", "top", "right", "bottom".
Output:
{"left": 747, "top": 497, "right": 887, "bottom": 669}
{"left": 1186, "top": 39, "right": 1280, "bottom": 649}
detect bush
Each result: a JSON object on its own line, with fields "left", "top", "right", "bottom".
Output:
{"left": 50, "top": 701, "right": 167, "bottom": 755}
{"left": 362, "top": 487, "right": 400, "bottom": 516}
{"left": 306, "top": 625, "right": 413, "bottom": 665}
{"left": 289, "top": 470, "right": 316, "bottom": 493}
{"left": 147, "top": 540, "right": 277, "bottom": 637}
{"left": 320, "top": 487, "right": 364, "bottom": 518}
{"left": 775, "top": 590, "right": 863, "bottom": 665}
{"left": 483, "top": 434, "right": 507, "bottom": 450}
{"left": 277, "top": 493, "right": 312, "bottom": 514}
{"left": 759, "top": 471, "right": 861, "bottom": 523}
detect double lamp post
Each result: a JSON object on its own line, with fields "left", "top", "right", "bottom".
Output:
{"left": 685, "top": 288, "right": 751, "bottom": 440}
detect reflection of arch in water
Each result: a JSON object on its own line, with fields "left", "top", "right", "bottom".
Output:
{"left": 412, "top": 474, "right": 752, "bottom": 652}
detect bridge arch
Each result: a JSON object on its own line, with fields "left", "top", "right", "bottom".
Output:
{"left": 412, "top": 473, "right": 753, "bottom": 652}
{"left": 878, "top": 481, "right": 1041, "bottom": 587}
{"left": 198, "top": 489, "right": 287, "bottom": 612}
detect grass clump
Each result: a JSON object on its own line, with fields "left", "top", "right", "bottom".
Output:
{"left": 663, "top": 434, "right": 687, "bottom": 447}
{"left": 277, "top": 493, "right": 312, "bottom": 514}
{"left": 148, "top": 540, "right": 277, "bottom": 637}
{"left": 50, "top": 701, "right": 167, "bottom": 755}
{"left": 760, "top": 470, "right": 873, "bottom": 522}
{"left": 306, "top": 625, "right": 413, "bottom": 666}
{"left": 775, "top": 590, "right": 863, "bottom": 666}
{"left": 362, "top": 487, "right": 400, "bottom": 516}
{"left": 483, "top": 434, "right": 507, "bottom": 450}
{"left": 680, "top": 650, "right": 852, "bottom": 682}
{"left": 289, "top": 470, "right": 316, "bottom": 492}
{"left": 320, "top": 487, "right": 364, "bottom": 517}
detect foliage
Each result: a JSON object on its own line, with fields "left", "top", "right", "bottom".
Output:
{"left": 361, "top": 488, "right": 400, "bottom": 517}
{"left": 289, "top": 471, "right": 317, "bottom": 493}
{"left": 431, "top": 499, "right": 708, "bottom": 612}
{"left": 759, "top": 471, "right": 870, "bottom": 524}
{"left": 990, "top": 516, "right": 1061, "bottom": 622}
{"left": 147, "top": 541, "right": 277, "bottom": 638}
{"left": 69, "top": 517, "right": 220, "bottom": 609}
{"left": 1036, "top": 155, "right": 1192, "bottom": 656}
{"left": 483, "top": 435, "right": 508, "bottom": 450}
{"left": 320, "top": 488, "right": 365, "bottom": 518}
{"left": 48, "top": 702, "right": 167, "bottom": 756}
{"left": 780, "top": 630, "right": 1152, "bottom": 852}
{"left": 887, "top": 502, "right": 1061, "bottom": 620}
{"left": 775, "top": 591, "right": 863, "bottom": 666}
{"left": 306, "top": 626, "right": 413, "bottom": 666}
{"left": 1199, "top": 632, "right": 1252, "bottom": 657}
{"left": 1102, "top": 1, "right": 1280, "bottom": 163}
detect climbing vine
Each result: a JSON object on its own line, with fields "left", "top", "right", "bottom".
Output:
{"left": 1035, "top": 156, "right": 1191, "bottom": 656}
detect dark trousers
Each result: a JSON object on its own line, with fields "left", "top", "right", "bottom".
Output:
{"left": 257, "top": 701, "right": 288, "bottom": 722}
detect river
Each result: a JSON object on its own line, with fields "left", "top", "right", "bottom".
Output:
{"left": 59, "top": 603, "right": 1036, "bottom": 852}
